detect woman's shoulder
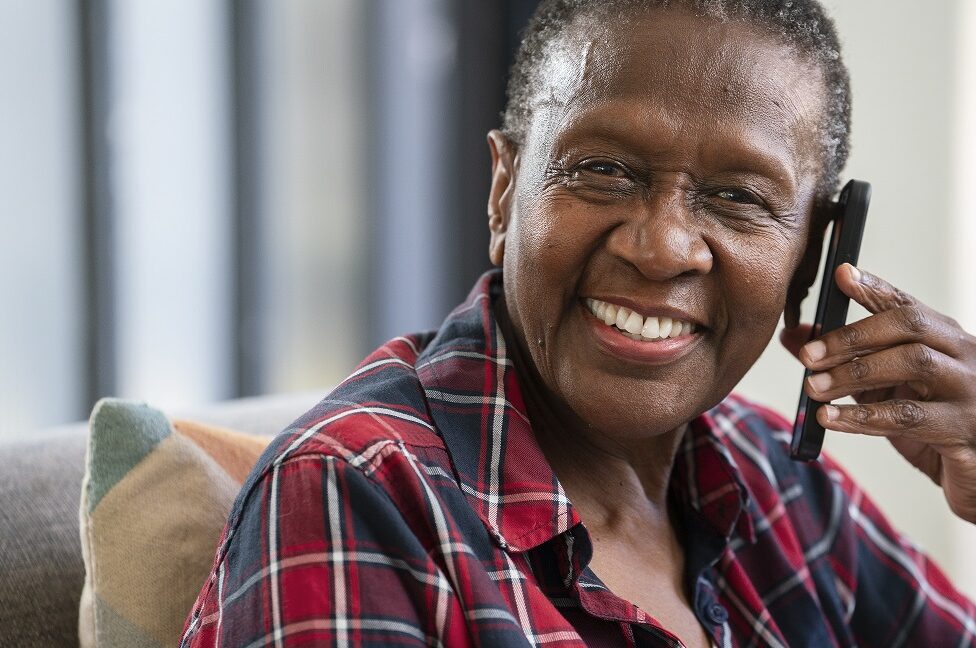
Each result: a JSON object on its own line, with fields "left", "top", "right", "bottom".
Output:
{"left": 233, "top": 333, "right": 451, "bottom": 511}
{"left": 274, "top": 332, "right": 446, "bottom": 460}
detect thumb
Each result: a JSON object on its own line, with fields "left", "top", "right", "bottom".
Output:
{"left": 779, "top": 324, "right": 814, "bottom": 361}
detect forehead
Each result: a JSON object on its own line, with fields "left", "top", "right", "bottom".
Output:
{"left": 527, "top": 9, "right": 826, "bottom": 173}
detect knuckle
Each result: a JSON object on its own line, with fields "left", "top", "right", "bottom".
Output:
{"left": 891, "top": 287, "right": 915, "bottom": 309}
{"left": 900, "top": 306, "right": 929, "bottom": 334}
{"left": 909, "top": 344, "right": 936, "bottom": 375}
{"left": 848, "top": 358, "right": 870, "bottom": 381}
{"left": 839, "top": 326, "right": 863, "bottom": 350}
{"left": 963, "top": 331, "right": 976, "bottom": 350}
{"left": 890, "top": 400, "right": 925, "bottom": 428}
{"left": 851, "top": 405, "right": 871, "bottom": 424}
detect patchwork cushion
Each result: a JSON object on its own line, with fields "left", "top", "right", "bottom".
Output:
{"left": 78, "top": 399, "right": 271, "bottom": 648}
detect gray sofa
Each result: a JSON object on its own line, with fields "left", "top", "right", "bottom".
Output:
{"left": 0, "top": 392, "right": 322, "bottom": 647}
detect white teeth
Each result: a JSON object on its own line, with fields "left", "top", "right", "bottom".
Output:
{"left": 658, "top": 317, "right": 673, "bottom": 338}
{"left": 623, "top": 310, "right": 643, "bottom": 334}
{"left": 615, "top": 307, "right": 630, "bottom": 330}
{"left": 585, "top": 297, "right": 698, "bottom": 342}
{"left": 641, "top": 316, "right": 660, "bottom": 339}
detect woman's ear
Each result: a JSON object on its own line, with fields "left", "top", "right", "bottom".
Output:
{"left": 784, "top": 200, "right": 834, "bottom": 328}
{"left": 487, "top": 130, "right": 518, "bottom": 267}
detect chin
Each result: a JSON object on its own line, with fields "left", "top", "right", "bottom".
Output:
{"left": 564, "top": 375, "right": 715, "bottom": 439}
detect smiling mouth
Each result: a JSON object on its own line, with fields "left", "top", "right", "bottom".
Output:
{"left": 584, "top": 298, "right": 699, "bottom": 342}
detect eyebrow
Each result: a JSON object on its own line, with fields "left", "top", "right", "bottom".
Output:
{"left": 550, "top": 103, "right": 802, "bottom": 193}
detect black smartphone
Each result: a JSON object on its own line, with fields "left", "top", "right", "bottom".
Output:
{"left": 790, "top": 179, "right": 871, "bottom": 461}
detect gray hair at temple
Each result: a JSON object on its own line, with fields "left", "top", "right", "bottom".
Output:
{"left": 502, "top": 0, "right": 852, "bottom": 200}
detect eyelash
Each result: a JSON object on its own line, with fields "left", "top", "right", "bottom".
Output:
{"left": 713, "top": 188, "right": 761, "bottom": 206}
{"left": 574, "top": 159, "right": 630, "bottom": 178}
{"left": 563, "top": 160, "right": 776, "bottom": 215}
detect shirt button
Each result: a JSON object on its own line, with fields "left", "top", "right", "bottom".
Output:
{"left": 705, "top": 603, "right": 729, "bottom": 625}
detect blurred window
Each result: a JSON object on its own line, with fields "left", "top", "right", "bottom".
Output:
{"left": 0, "top": 0, "right": 535, "bottom": 440}
{"left": 0, "top": 1, "right": 84, "bottom": 439}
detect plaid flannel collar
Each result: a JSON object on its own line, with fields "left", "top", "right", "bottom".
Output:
{"left": 417, "top": 270, "right": 755, "bottom": 554}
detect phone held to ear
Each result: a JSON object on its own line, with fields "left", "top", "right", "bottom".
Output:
{"left": 790, "top": 179, "right": 871, "bottom": 462}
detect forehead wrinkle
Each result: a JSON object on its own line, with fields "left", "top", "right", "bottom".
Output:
{"left": 526, "top": 12, "right": 826, "bottom": 189}
{"left": 550, "top": 98, "right": 801, "bottom": 191}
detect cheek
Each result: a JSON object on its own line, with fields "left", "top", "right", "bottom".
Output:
{"left": 508, "top": 195, "right": 598, "bottom": 277}
{"left": 721, "top": 233, "right": 802, "bottom": 330}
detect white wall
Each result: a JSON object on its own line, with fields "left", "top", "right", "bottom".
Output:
{"left": 950, "top": 0, "right": 976, "bottom": 592}
{"left": 736, "top": 0, "right": 975, "bottom": 598}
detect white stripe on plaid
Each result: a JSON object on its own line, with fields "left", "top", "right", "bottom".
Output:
{"left": 803, "top": 479, "right": 845, "bottom": 563}
{"left": 268, "top": 463, "right": 284, "bottom": 648}
{"left": 325, "top": 458, "right": 348, "bottom": 646}
{"left": 760, "top": 564, "right": 811, "bottom": 608}
{"left": 277, "top": 406, "right": 435, "bottom": 465}
{"left": 890, "top": 590, "right": 929, "bottom": 648}
{"left": 467, "top": 607, "right": 520, "bottom": 623}
{"left": 221, "top": 546, "right": 456, "bottom": 611}
{"left": 424, "top": 390, "right": 530, "bottom": 423}
{"left": 215, "top": 560, "right": 225, "bottom": 645}
{"left": 400, "top": 442, "right": 463, "bottom": 645}
{"left": 341, "top": 357, "right": 415, "bottom": 384}
{"left": 714, "top": 571, "right": 788, "bottom": 648}
{"left": 240, "top": 618, "right": 443, "bottom": 648}
{"left": 391, "top": 335, "right": 420, "bottom": 354}
{"left": 417, "top": 349, "right": 514, "bottom": 370}
{"left": 487, "top": 322, "right": 509, "bottom": 534}
{"left": 714, "top": 413, "right": 780, "bottom": 491}
{"left": 503, "top": 551, "right": 538, "bottom": 646}
{"left": 848, "top": 488, "right": 976, "bottom": 639}
{"left": 421, "top": 464, "right": 573, "bottom": 509}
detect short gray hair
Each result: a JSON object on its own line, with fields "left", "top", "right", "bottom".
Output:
{"left": 502, "top": 0, "right": 851, "bottom": 199}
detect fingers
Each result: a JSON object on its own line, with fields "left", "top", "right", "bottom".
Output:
{"left": 834, "top": 264, "right": 918, "bottom": 316}
{"left": 817, "top": 400, "right": 958, "bottom": 446}
{"left": 779, "top": 324, "right": 813, "bottom": 360}
{"left": 800, "top": 300, "right": 964, "bottom": 369}
{"left": 804, "top": 343, "right": 958, "bottom": 402}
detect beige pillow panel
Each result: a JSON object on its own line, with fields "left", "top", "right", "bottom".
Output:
{"left": 79, "top": 399, "right": 271, "bottom": 648}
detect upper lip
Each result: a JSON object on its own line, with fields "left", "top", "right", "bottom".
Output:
{"left": 583, "top": 295, "right": 707, "bottom": 329}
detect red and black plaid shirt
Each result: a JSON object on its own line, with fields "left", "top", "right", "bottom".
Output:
{"left": 182, "top": 271, "right": 976, "bottom": 647}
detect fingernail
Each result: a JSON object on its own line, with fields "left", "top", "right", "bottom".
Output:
{"left": 808, "top": 372, "right": 832, "bottom": 393}
{"left": 823, "top": 405, "right": 839, "bottom": 421}
{"left": 849, "top": 265, "right": 862, "bottom": 282}
{"left": 803, "top": 340, "right": 826, "bottom": 363}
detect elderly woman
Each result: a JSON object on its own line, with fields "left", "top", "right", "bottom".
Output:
{"left": 182, "top": 1, "right": 976, "bottom": 646}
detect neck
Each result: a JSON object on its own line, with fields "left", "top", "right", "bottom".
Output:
{"left": 495, "top": 296, "right": 688, "bottom": 533}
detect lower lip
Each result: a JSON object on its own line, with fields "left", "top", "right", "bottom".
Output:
{"left": 582, "top": 304, "right": 703, "bottom": 364}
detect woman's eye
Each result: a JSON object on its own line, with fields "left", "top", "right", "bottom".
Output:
{"left": 579, "top": 161, "right": 627, "bottom": 177}
{"left": 715, "top": 188, "right": 758, "bottom": 204}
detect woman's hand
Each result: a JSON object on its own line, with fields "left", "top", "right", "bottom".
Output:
{"left": 780, "top": 263, "right": 976, "bottom": 524}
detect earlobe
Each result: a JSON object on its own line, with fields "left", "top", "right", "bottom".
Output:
{"left": 487, "top": 129, "right": 518, "bottom": 267}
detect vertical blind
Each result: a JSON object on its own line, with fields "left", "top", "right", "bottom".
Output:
{"left": 0, "top": 0, "right": 539, "bottom": 439}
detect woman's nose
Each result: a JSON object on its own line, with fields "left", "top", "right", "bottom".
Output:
{"left": 604, "top": 190, "right": 714, "bottom": 281}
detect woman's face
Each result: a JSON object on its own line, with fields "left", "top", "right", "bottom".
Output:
{"left": 489, "top": 9, "right": 829, "bottom": 439}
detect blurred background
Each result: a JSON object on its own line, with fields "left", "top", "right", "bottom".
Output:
{"left": 1, "top": 0, "right": 973, "bottom": 595}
